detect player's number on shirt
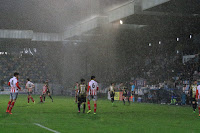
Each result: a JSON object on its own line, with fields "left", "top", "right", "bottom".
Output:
{"left": 92, "top": 83, "right": 95, "bottom": 88}
{"left": 80, "top": 86, "right": 85, "bottom": 93}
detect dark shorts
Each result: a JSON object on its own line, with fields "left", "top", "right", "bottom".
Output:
{"left": 198, "top": 99, "right": 200, "bottom": 106}
{"left": 110, "top": 93, "right": 115, "bottom": 98}
{"left": 192, "top": 98, "right": 197, "bottom": 103}
{"left": 123, "top": 94, "right": 127, "bottom": 97}
{"left": 46, "top": 91, "right": 50, "bottom": 94}
{"left": 78, "top": 95, "right": 86, "bottom": 103}
{"left": 27, "top": 92, "right": 32, "bottom": 96}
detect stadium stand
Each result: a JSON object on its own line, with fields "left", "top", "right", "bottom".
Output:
{"left": 0, "top": 54, "right": 53, "bottom": 88}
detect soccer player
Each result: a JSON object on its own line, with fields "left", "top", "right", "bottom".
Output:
{"left": 87, "top": 76, "right": 98, "bottom": 114}
{"left": 77, "top": 79, "right": 87, "bottom": 113}
{"left": 6, "top": 72, "right": 21, "bottom": 114}
{"left": 45, "top": 80, "right": 53, "bottom": 102}
{"left": 25, "top": 78, "right": 35, "bottom": 104}
{"left": 108, "top": 83, "right": 115, "bottom": 106}
{"left": 40, "top": 82, "right": 47, "bottom": 103}
{"left": 121, "top": 83, "right": 128, "bottom": 105}
{"left": 40, "top": 81, "right": 53, "bottom": 102}
{"left": 190, "top": 80, "right": 198, "bottom": 112}
{"left": 127, "top": 89, "right": 131, "bottom": 105}
{"left": 196, "top": 83, "right": 200, "bottom": 117}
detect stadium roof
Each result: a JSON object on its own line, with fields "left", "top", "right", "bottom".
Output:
{"left": 0, "top": 0, "right": 200, "bottom": 41}
{"left": 0, "top": 0, "right": 130, "bottom": 33}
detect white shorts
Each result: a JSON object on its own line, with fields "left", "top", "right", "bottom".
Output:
{"left": 10, "top": 93, "right": 18, "bottom": 100}
{"left": 87, "top": 95, "right": 97, "bottom": 101}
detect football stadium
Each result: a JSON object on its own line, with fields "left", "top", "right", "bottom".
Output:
{"left": 1, "top": 0, "right": 200, "bottom": 133}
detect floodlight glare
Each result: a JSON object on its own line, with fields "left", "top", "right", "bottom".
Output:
{"left": 120, "top": 20, "right": 123, "bottom": 25}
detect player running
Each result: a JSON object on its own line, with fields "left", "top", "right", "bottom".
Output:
{"left": 77, "top": 79, "right": 87, "bottom": 113}
{"left": 121, "top": 83, "right": 129, "bottom": 105}
{"left": 25, "top": 78, "right": 35, "bottom": 104}
{"left": 109, "top": 83, "right": 115, "bottom": 106}
{"left": 45, "top": 80, "right": 53, "bottom": 102}
{"left": 39, "top": 82, "right": 46, "bottom": 103}
{"left": 190, "top": 80, "right": 198, "bottom": 112}
{"left": 40, "top": 81, "right": 53, "bottom": 102}
{"left": 87, "top": 76, "right": 99, "bottom": 114}
{"left": 6, "top": 72, "right": 21, "bottom": 114}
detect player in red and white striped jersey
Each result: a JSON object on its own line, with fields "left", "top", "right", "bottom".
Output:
{"left": 6, "top": 72, "right": 21, "bottom": 114}
{"left": 39, "top": 82, "right": 47, "bottom": 103}
{"left": 87, "top": 76, "right": 99, "bottom": 114}
{"left": 25, "top": 78, "right": 35, "bottom": 104}
{"left": 196, "top": 84, "right": 200, "bottom": 117}
{"left": 39, "top": 80, "right": 53, "bottom": 102}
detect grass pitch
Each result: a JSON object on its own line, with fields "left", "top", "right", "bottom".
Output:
{"left": 0, "top": 95, "right": 200, "bottom": 133}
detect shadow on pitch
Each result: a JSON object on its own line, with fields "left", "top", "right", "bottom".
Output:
{"left": 76, "top": 112, "right": 100, "bottom": 120}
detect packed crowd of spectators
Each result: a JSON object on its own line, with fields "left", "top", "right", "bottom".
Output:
{"left": 0, "top": 54, "right": 54, "bottom": 88}
{"left": 101, "top": 51, "right": 200, "bottom": 105}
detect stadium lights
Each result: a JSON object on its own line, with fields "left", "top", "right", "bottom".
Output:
{"left": 0, "top": 52, "right": 7, "bottom": 55}
{"left": 176, "top": 38, "right": 179, "bottom": 42}
{"left": 24, "top": 48, "right": 28, "bottom": 54}
{"left": 190, "top": 34, "right": 192, "bottom": 39}
{"left": 159, "top": 41, "right": 161, "bottom": 44}
{"left": 33, "top": 48, "right": 37, "bottom": 53}
{"left": 149, "top": 43, "right": 152, "bottom": 47}
{"left": 177, "top": 50, "right": 179, "bottom": 54}
{"left": 120, "top": 20, "right": 123, "bottom": 25}
{"left": 29, "top": 48, "right": 33, "bottom": 55}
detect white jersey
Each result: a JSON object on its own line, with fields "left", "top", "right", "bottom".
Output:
{"left": 26, "top": 81, "right": 34, "bottom": 89}
{"left": 109, "top": 86, "right": 114, "bottom": 93}
{"left": 197, "top": 85, "right": 200, "bottom": 99}
{"left": 88, "top": 80, "right": 98, "bottom": 96}
{"left": 9, "top": 77, "right": 19, "bottom": 93}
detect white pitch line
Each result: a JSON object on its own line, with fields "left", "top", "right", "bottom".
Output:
{"left": 34, "top": 123, "right": 60, "bottom": 133}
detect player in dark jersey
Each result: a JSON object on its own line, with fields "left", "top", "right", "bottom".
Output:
{"left": 127, "top": 89, "right": 131, "bottom": 105}
{"left": 190, "top": 80, "right": 198, "bottom": 112}
{"left": 77, "top": 78, "right": 87, "bottom": 113}
{"left": 45, "top": 80, "right": 53, "bottom": 102}
{"left": 122, "top": 83, "right": 128, "bottom": 105}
